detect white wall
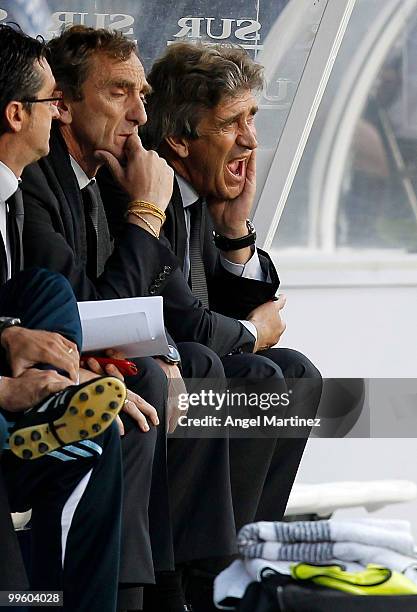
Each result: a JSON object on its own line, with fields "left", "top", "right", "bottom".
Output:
{"left": 278, "top": 283, "right": 417, "bottom": 534}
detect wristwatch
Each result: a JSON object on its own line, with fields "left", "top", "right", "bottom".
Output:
{"left": 0, "top": 317, "right": 21, "bottom": 344}
{"left": 213, "top": 219, "right": 256, "bottom": 251}
{"left": 156, "top": 344, "right": 181, "bottom": 366}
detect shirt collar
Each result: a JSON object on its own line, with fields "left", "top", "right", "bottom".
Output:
{"left": 0, "top": 160, "right": 19, "bottom": 203}
{"left": 70, "top": 155, "right": 95, "bottom": 190}
{"left": 176, "top": 173, "right": 200, "bottom": 209}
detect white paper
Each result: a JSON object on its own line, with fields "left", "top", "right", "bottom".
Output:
{"left": 78, "top": 296, "right": 169, "bottom": 358}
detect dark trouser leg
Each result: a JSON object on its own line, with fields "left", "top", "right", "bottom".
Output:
{"left": 0, "top": 268, "right": 82, "bottom": 351}
{"left": 254, "top": 348, "right": 322, "bottom": 521}
{"left": 221, "top": 348, "right": 322, "bottom": 530}
{"left": 2, "top": 422, "right": 122, "bottom": 612}
{"left": 0, "top": 414, "right": 29, "bottom": 590}
{"left": 169, "top": 343, "right": 236, "bottom": 564}
{"left": 119, "top": 357, "right": 171, "bottom": 582}
{"left": 0, "top": 268, "right": 88, "bottom": 594}
{"left": 143, "top": 344, "right": 236, "bottom": 612}
{"left": 115, "top": 357, "right": 170, "bottom": 611}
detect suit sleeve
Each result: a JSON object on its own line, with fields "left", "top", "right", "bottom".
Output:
{"left": 207, "top": 248, "right": 280, "bottom": 319}
{"left": 21, "top": 162, "right": 179, "bottom": 301}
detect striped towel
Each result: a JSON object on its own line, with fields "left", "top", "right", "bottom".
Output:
{"left": 237, "top": 519, "right": 415, "bottom": 560}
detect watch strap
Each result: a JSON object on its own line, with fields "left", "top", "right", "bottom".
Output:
{"left": 213, "top": 219, "right": 256, "bottom": 252}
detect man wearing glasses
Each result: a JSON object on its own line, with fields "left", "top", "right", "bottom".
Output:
{"left": 0, "top": 24, "right": 125, "bottom": 611}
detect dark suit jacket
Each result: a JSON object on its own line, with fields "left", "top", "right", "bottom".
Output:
{"left": 22, "top": 126, "right": 256, "bottom": 357}
{"left": 99, "top": 170, "right": 280, "bottom": 320}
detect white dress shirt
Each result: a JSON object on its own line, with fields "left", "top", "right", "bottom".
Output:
{"left": 176, "top": 175, "right": 262, "bottom": 341}
{"left": 0, "top": 160, "right": 19, "bottom": 280}
{"left": 70, "top": 156, "right": 94, "bottom": 189}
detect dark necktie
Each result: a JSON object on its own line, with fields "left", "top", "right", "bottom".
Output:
{"left": 81, "top": 181, "right": 112, "bottom": 277}
{"left": 188, "top": 199, "right": 209, "bottom": 308}
{"left": 6, "top": 186, "right": 24, "bottom": 277}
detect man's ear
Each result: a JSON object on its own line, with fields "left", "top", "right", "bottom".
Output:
{"left": 4, "top": 101, "right": 25, "bottom": 133}
{"left": 55, "top": 91, "right": 72, "bottom": 124}
{"left": 165, "top": 135, "right": 190, "bottom": 159}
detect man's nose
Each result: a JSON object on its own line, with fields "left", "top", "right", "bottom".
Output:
{"left": 237, "top": 123, "right": 257, "bottom": 150}
{"left": 127, "top": 97, "right": 147, "bottom": 127}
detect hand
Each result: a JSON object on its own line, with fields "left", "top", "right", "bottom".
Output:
{"left": 81, "top": 356, "right": 158, "bottom": 433}
{"left": 154, "top": 359, "right": 187, "bottom": 433}
{"left": 248, "top": 294, "right": 287, "bottom": 353}
{"left": 0, "top": 369, "right": 73, "bottom": 412}
{"left": 94, "top": 133, "right": 174, "bottom": 212}
{"left": 1, "top": 327, "right": 79, "bottom": 382}
{"left": 207, "top": 149, "right": 256, "bottom": 239}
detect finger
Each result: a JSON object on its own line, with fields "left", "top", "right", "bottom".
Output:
{"left": 10, "top": 358, "right": 26, "bottom": 378}
{"left": 44, "top": 376, "right": 73, "bottom": 395}
{"left": 125, "top": 132, "right": 144, "bottom": 155}
{"left": 104, "top": 364, "right": 124, "bottom": 381}
{"left": 246, "top": 148, "right": 256, "bottom": 179}
{"left": 123, "top": 400, "right": 150, "bottom": 432}
{"left": 128, "top": 392, "right": 159, "bottom": 426}
{"left": 104, "top": 348, "right": 126, "bottom": 359}
{"left": 94, "top": 150, "right": 124, "bottom": 182}
{"left": 86, "top": 357, "right": 105, "bottom": 375}
{"left": 116, "top": 415, "right": 125, "bottom": 436}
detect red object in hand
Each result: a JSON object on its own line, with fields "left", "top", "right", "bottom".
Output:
{"left": 80, "top": 356, "right": 138, "bottom": 377}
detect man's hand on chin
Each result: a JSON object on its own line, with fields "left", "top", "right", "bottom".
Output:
{"left": 207, "top": 149, "right": 256, "bottom": 237}
{"left": 207, "top": 150, "right": 256, "bottom": 265}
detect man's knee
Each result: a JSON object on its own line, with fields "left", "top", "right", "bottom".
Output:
{"left": 222, "top": 352, "right": 285, "bottom": 380}
{"left": 178, "top": 342, "right": 225, "bottom": 379}
{"left": 261, "top": 347, "right": 322, "bottom": 381}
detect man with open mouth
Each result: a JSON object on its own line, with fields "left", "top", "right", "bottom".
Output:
{"left": 137, "top": 41, "right": 323, "bottom": 611}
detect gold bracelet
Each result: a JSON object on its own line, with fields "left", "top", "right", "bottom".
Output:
{"left": 128, "top": 210, "right": 159, "bottom": 238}
{"left": 129, "top": 206, "right": 165, "bottom": 224}
{"left": 128, "top": 200, "right": 166, "bottom": 223}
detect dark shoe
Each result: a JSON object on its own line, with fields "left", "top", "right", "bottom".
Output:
{"left": 8, "top": 376, "right": 126, "bottom": 460}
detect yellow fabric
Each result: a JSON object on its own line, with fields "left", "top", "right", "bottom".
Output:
{"left": 291, "top": 563, "right": 417, "bottom": 596}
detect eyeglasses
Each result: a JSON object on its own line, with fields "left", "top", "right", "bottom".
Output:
{"left": 20, "top": 96, "right": 62, "bottom": 107}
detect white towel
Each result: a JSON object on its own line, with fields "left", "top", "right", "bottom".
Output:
{"left": 333, "top": 542, "right": 417, "bottom": 582}
{"left": 238, "top": 519, "right": 414, "bottom": 558}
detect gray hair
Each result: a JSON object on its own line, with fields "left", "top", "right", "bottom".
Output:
{"left": 142, "top": 42, "right": 264, "bottom": 149}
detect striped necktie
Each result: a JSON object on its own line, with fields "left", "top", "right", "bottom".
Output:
{"left": 81, "top": 180, "right": 112, "bottom": 277}
{"left": 188, "top": 199, "right": 209, "bottom": 308}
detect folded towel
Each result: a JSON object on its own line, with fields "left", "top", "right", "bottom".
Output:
{"left": 238, "top": 519, "right": 414, "bottom": 558}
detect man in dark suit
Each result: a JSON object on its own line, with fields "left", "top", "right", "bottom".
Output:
{"left": 0, "top": 24, "right": 125, "bottom": 611}
{"left": 140, "top": 41, "right": 323, "bottom": 535}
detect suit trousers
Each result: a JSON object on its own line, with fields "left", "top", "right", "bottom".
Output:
{"left": 0, "top": 412, "right": 29, "bottom": 591}
{"left": 221, "top": 347, "right": 323, "bottom": 530}
{"left": 167, "top": 343, "right": 237, "bottom": 565}
{"left": 0, "top": 268, "right": 123, "bottom": 611}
